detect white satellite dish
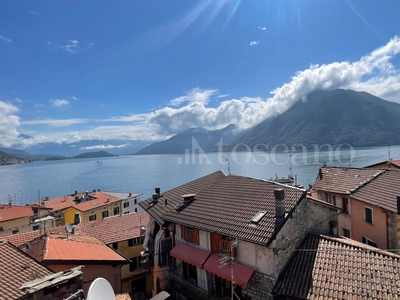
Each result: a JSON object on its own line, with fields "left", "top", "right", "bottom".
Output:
{"left": 87, "top": 277, "right": 115, "bottom": 300}
{"left": 66, "top": 223, "right": 73, "bottom": 233}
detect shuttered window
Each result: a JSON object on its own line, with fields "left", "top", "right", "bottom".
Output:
{"left": 365, "top": 207, "right": 373, "bottom": 224}
{"left": 210, "top": 233, "right": 220, "bottom": 254}
{"left": 181, "top": 225, "right": 199, "bottom": 245}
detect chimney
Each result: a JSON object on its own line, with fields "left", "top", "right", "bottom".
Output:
{"left": 92, "top": 189, "right": 96, "bottom": 193}
{"left": 152, "top": 193, "right": 159, "bottom": 203}
{"left": 155, "top": 187, "right": 160, "bottom": 197}
{"left": 274, "top": 188, "right": 285, "bottom": 218}
{"left": 74, "top": 191, "right": 78, "bottom": 195}
{"left": 164, "top": 199, "right": 168, "bottom": 206}
{"left": 128, "top": 193, "right": 132, "bottom": 197}
{"left": 318, "top": 168, "right": 323, "bottom": 180}
{"left": 106, "top": 197, "right": 110, "bottom": 203}
{"left": 329, "top": 221, "right": 338, "bottom": 236}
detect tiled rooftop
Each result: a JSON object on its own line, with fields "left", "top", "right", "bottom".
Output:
{"left": 115, "top": 293, "right": 132, "bottom": 300}
{"left": 352, "top": 169, "right": 400, "bottom": 213}
{"left": 272, "top": 233, "right": 400, "bottom": 299}
{"left": 26, "top": 234, "right": 126, "bottom": 263}
{"left": 313, "top": 167, "right": 383, "bottom": 195}
{"left": 142, "top": 171, "right": 306, "bottom": 245}
{"left": 139, "top": 170, "right": 227, "bottom": 225}
{"left": 75, "top": 212, "right": 150, "bottom": 244}
{"left": 4, "top": 225, "right": 66, "bottom": 247}
{"left": 0, "top": 205, "right": 35, "bottom": 222}
{"left": 73, "top": 193, "right": 121, "bottom": 212}
{"left": 0, "top": 240, "right": 53, "bottom": 300}
{"left": 365, "top": 159, "right": 400, "bottom": 169}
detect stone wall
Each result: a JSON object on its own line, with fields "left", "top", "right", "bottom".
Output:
{"left": 245, "top": 271, "right": 276, "bottom": 300}
{"left": 387, "top": 211, "right": 400, "bottom": 254}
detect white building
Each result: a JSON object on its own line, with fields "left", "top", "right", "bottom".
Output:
{"left": 103, "top": 192, "right": 141, "bottom": 214}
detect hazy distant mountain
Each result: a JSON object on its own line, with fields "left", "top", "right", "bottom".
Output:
{"left": 0, "top": 151, "right": 31, "bottom": 166}
{"left": 135, "top": 124, "right": 236, "bottom": 155}
{"left": 73, "top": 151, "right": 117, "bottom": 159}
{"left": 230, "top": 89, "right": 400, "bottom": 149}
{"left": 0, "top": 147, "right": 31, "bottom": 157}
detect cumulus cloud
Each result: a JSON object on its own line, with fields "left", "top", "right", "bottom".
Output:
{"left": 21, "top": 118, "right": 87, "bottom": 127}
{"left": 249, "top": 41, "right": 260, "bottom": 46}
{"left": 0, "top": 101, "right": 21, "bottom": 147}
{"left": 168, "top": 88, "right": 219, "bottom": 106}
{"left": 258, "top": 26, "right": 267, "bottom": 31}
{"left": 50, "top": 99, "right": 70, "bottom": 108}
{"left": 148, "top": 36, "right": 400, "bottom": 134}
{"left": 80, "top": 143, "right": 132, "bottom": 150}
{"left": 0, "top": 35, "right": 11, "bottom": 43}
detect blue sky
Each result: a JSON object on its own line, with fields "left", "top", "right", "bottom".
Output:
{"left": 1, "top": 0, "right": 400, "bottom": 149}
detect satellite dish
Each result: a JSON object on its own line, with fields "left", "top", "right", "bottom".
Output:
{"left": 87, "top": 277, "right": 115, "bottom": 300}
{"left": 66, "top": 223, "right": 73, "bottom": 233}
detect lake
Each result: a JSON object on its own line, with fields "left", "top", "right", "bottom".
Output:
{"left": 1, "top": 145, "right": 399, "bottom": 204}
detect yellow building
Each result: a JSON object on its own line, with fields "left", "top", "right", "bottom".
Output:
{"left": 0, "top": 204, "right": 54, "bottom": 237}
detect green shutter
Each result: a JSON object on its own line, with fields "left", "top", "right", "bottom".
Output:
{"left": 365, "top": 208, "right": 373, "bottom": 223}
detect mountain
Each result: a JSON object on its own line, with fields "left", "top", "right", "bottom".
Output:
{"left": 135, "top": 124, "right": 236, "bottom": 155}
{"left": 0, "top": 151, "right": 31, "bottom": 166}
{"left": 0, "top": 147, "right": 31, "bottom": 157}
{"left": 73, "top": 151, "right": 117, "bottom": 159}
{"left": 231, "top": 89, "right": 400, "bottom": 149}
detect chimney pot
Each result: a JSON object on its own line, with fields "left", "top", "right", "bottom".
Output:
{"left": 274, "top": 188, "right": 285, "bottom": 218}
{"left": 155, "top": 187, "right": 160, "bottom": 196}
{"left": 128, "top": 193, "right": 132, "bottom": 197}
{"left": 74, "top": 191, "right": 78, "bottom": 195}
{"left": 164, "top": 199, "right": 168, "bottom": 206}
{"left": 152, "top": 193, "right": 159, "bottom": 202}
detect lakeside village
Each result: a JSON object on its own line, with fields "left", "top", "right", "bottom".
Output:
{"left": 1, "top": 159, "right": 400, "bottom": 300}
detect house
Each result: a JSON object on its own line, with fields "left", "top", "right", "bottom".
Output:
{"left": 272, "top": 233, "right": 400, "bottom": 299}
{"left": 0, "top": 239, "right": 83, "bottom": 300}
{"left": 73, "top": 212, "right": 152, "bottom": 296}
{"left": 0, "top": 203, "right": 54, "bottom": 236}
{"left": 365, "top": 159, "right": 400, "bottom": 169}
{"left": 103, "top": 192, "right": 141, "bottom": 214}
{"left": 313, "top": 166, "right": 400, "bottom": 252}
{"left": 24, "top": 234, "right": 127, "bottom": 295}
{"left": 140, "top": 171, "right": 339, "bottom": 300}
{"left": 29, "top": 190, "right": 122, "bottom": 226}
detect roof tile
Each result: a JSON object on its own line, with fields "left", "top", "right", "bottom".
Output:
{"left": 0, "top": 205, "right": 35, "bottom": 222}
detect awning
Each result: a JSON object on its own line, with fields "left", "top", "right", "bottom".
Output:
{"left": 203, "top": 254, "right": 255, "bottom": 288}
{"left": 170, "top": 243, "right": 210, "bottom": 268}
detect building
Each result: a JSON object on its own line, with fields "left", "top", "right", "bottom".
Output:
{"left": 272, "top": 233, "right": 400, "bottom": 299}
{"left": 0, "top": 239, "right": 83, "bottom": 300}
{"left": 29, "top": 190, "right": 122, "bottom": 226}
{"left": 140, "top": 171, "right": 339, "bottom": 300}
{"left": 313, "top": 166, "right": 400, "bottom": 252}
{"left": 63, "top": 193, "right": 122, "bottom": 224}
{"left": 25, "top": 234, "right": 127, "bottom": 295}
{"left": 103, "top": 192, "right": 141, "bottom": 214}
{"left": 74, "top": 212, "right": 152, "bottom": 296}
{"left": 0, "top": 203, "right": 54, "bottom": 237}
{"left": 365, "top": 159, "right": 400, "bottom": 169}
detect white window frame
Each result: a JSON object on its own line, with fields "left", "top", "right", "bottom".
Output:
{"left": 364, "top": 206, "right": 373, "bottom": 224}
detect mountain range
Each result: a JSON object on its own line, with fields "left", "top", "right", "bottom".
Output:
{"left": 3, "top": 89, "right": 400, "bottom": 157}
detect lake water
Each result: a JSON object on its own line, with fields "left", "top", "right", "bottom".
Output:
{"left": 1, "top": 145, "right": 399, "bottom": 205}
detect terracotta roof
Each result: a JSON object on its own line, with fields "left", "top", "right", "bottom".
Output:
{"left": 4, "top": 225, "right": 66, "bottom": 247}
{"left": 115, "top": 294, "right": 132, "bottom": 300}
{"left": 30, "top": 191, "right": 121, "bottom": 212}
{"left": 0, "top": 205, "right": 35, "bottom": 222}
{"left": 272, "top": 233, "right": 400, "bottom": 299}
{"left": 158, "top": 173, "right": 305, "bottom": 245}
{"left": 365, "top": 159, "right": 400, "bottom": 169}
{"left": 26, "top": 234, "right": 126, "bottom": 263}
{"left": 0, "top": 239, "right": 53, "bottom": 300}
{"left": 313, "top": 167, "right": 383, "bottom": 195}
{"left": 139, "top": 170, "right": 227, "bottom": 225}
{"left": 352, "top": 169, "right": 400, "bottom": 213}
{"left": 74, "top": 212, "right": 150, "bottom": 244}
{"left": 72, "top": 193, "right": 121, "bottom": 212}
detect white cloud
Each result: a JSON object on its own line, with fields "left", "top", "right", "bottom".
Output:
{"left": 27, "top": 10, "right": 41, "bottom": 16}
{"left": 168, "top": 88, "right": 218, "bottom": 106}
{"left": 80, "top": 143, "right": 132, "bottom": 150}
{"left": 59, "top": 40, "right": 94, "bottom": 54}
{"left": 50, "top": 99, "right": 70, "bottom": 108}
{"left": 249, "top": 41, "right": 260, "bottom": 46}
{"left": 21, "top": 119, "right": 87, "bottom": 127}
{"left": 103, "top": 114, "right": 148, "bottom": 122}
{"left": 258, "top": 26, "right": 267, "bottom": 31}
{"left": 72, "top": 96, "right": 78, "bottom": 101}
{"left": 0, "top": 101, "right": 21, "bottom": 147}
{"left": 14, "top": 98, "right": 23, "bottom": 103}
{"left": 0, "top": 35, "right": 11, "bottom": 43}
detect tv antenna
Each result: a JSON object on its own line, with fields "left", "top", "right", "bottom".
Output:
{"left": 222, "top": 153, "right": 231, "bottom": 175}
{"left": 218, "top": 238, "right": 238, "bottom": 300}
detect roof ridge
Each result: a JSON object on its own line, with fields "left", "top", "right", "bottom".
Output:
{"left": 347, "top": 169, "right": 387, "bottom": 194}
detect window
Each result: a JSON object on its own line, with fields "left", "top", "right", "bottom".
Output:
{"left": 362, "top": 237, "right": 377, "bottom": 247}
{"left": 343, "top": 228, "right": 350, "bottom": 238}
{"left": 134, "top": 198, "right": 137, "bottom": 205}
{"left": 182, "top": 262, "right": 197, "bottom": 283}
{"left": 102, "top": 211, "right": 109, "bottom": 219}
{"left": 181, "top": 225, "right": 199, "bottom": 245}
{"left": 128, "top": 239, "right": 134, "bottom": 247}
{"left": 113, "top": 207, "right": 119, "bottom": 215}
{"left": 89, "top": 215, "right": 96, "bottom": 221}
{"left": 135, "top": 208, "right": 137, "bottom": 213}
{"left": 342, "top": 198, "right": 349, "bottom": 214}
{"left": 12, "top": 229, "right": 19, "bottom": 234}
{"left": 112, "top": 242, "right": 118, "bottom": 250}
{"left": 33, "top": 225, "right": 40, "bottom": 231}
{"left": 332, "top": 195, "right": 336, "bottom": 206}
{"left": 325, "top": 193, "right": 331, "bottom": 203}
{"left": 365, "top": 207, "right": 373, "bottom": 224}
{"left": 0, "top": 226, "right": 3, "bottom": 232}
{"left": 124, "top": 202, "right": 129, "bottom": 208}
{"left": 129, "top": 256, "right": 141, "bottom": 272}
{"left": 124, "top": 211, "right": 129, "bottom": 214}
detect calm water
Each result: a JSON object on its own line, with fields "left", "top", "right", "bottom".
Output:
{"left": 1, "top": 145, "right": 399, "bottom": 204}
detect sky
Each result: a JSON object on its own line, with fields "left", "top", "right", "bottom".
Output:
{"left": 1, "top": 0, "right": 400, "bottom": 149}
